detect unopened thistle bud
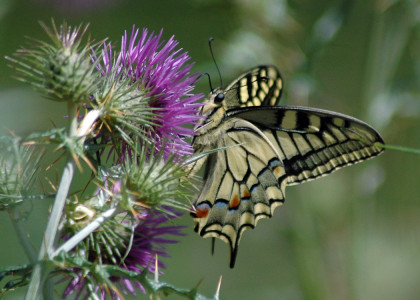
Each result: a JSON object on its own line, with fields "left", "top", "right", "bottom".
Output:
{"left": 7, "top": 21, "right": 99, "bottom": 104}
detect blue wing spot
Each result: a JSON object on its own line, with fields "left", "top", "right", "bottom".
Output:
{"left": 214, "top": 200, "right": 228, "bottom": 208}
{"left": 269, "top": 158, "right": 282, "bottom": 168}
{"left": 250, "top": 184, "right": 259, "bottom": 193}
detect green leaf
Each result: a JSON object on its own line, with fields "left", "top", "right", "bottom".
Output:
{"left": 53, "top": 253, "right": 220, "bottom": 300}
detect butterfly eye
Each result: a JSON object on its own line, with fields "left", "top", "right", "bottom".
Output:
{"left": 214, "top": 92, "right": 225, "bottom": 103}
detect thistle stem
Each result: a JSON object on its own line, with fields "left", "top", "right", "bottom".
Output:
{"left": 52, "top": 206, "right": 119, "bottom": 257}
{"left": 25, "top": 102, "right": 78, "bottom": 300}
{"left": 8, "top": 207, "right": 37, "bottom": 263}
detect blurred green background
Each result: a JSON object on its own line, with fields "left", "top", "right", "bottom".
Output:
{"left": 1, "top": 0, "right": 420, "bottom": 299}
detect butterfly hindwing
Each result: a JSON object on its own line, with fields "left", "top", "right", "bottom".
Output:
{"left": 192, "top": 118, "right": 287, "bottom": 267}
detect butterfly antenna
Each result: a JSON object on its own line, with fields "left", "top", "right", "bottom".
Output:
{"left": 200, "top": 72, "right": 214, "bottom": 93}
{"left": 208, "top": 37, "right": 223, "bottom": 88}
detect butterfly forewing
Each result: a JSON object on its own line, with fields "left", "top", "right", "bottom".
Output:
{"left": 227, "top": 106, "right": 384, "bottom": 185}
{"left": 224, "top": 65, "right": 283, "bottom": 108}
{"left": 191, "top": 65, "right": 384, "bottom": 268}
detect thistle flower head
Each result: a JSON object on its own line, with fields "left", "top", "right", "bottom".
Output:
{"left": 7, "top": 21, "right": 99, "bottom": 103}
{"left": 61, "top": 199, "right": 185, "bottom": 299}
{"left": 95, "top": 26, "right": 203, "bottom": 158}
{"left": 60, "top": 144, "right": 189, "bottom": 298}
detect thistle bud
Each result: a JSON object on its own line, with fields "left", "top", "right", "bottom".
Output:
{"left": 7, "top": 21, "right": 99, "bottom": 104}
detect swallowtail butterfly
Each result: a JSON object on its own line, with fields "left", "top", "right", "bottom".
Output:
{"left": 189, "top": 65, "right": 384, "bottom": 268}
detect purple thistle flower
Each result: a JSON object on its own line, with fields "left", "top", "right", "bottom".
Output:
{"left": 62, "top": 208, "right": 185, "bottom": 299}
{"left": 98, "top": 26, "right": 203, "bottom": 158}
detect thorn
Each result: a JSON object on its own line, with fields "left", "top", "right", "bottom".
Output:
{"left": 195, "top": 276, "right": 205, "bottom": 289}
{"left": 215, "top": 275, "right": 222, "bottom": 299}
{"left": 154, "top": 254, "right": 159, "bottom": 282}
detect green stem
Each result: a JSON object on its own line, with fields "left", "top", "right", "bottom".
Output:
{"left": 377, "top": 143, "right": 420, "bottom": 155}
{"left": 8, "top": 207, "right": 37, "bottom": 263}
{"left": 25, "top": 102, "right": 78, "bottom": 300}
{"left": 52, "top": 206, "right": 119, "bottom": 257}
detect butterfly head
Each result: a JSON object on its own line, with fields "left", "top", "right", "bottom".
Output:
{"left": 194, "top": 88, "right": 228, "bottom": 135}
{"left": 201, "top": 88, "right": 226, "bottom": 113}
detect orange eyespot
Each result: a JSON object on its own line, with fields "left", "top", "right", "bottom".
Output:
{"left": 242, "top": 189, "right": 251, "bottom": 198}
{"left": 190, "top": 203, "right": 210, "bottom": 218}
{"left": 274, "top": 166, "right": 282, "bottom": 175}
{"left": 229, "top": 194, "right": 240, "bottom": 209}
